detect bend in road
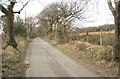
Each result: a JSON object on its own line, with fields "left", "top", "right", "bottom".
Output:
{"left": 25, "top": 37, "right": 99, "bottom": 77}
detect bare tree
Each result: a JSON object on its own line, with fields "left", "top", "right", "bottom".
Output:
{"left": 26, "top": 17, "right": 37, "bottom": 38}
{"left": 37, "top": 1, "right": 89, "bottom": 42}
{"left": 0, "top": 0, "right": 30, "bottom": 48}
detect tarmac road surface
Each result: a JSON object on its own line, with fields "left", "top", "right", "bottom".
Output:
{"left": 25, "top": 37, "right": 99, "bottom": 77}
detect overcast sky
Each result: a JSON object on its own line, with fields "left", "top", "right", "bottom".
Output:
{"left": 0, "top": 0, "right": 115, "bottom": 28}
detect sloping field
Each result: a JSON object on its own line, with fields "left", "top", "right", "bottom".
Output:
{"left": 79, "top": 31, "right": 114, "bottom": 36}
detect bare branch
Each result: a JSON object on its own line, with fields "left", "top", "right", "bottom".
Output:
{"left": 14, "top": 11, "right": 20, "bottom": 14}
{"left": 8, "top": 2, "right": 16, "bottom": 10}
{"left": 107, "top": 0, "right": 116, "bottom": 16}
{"left": 14, "top": 0, "right": 30, "bottom": 14}
{"left": 0, "top": 4, "right": 8, "bottom": 15}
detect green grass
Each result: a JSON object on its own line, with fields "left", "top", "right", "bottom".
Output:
{"left": 45, "top": 38, "right": 99, "bottom": 64}
{"left": 59, "top": 45, "right": 100, "bottom": 63}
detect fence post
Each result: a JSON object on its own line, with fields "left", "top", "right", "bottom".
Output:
{"left": 100, "top": 30, "right": 103, "bottom": 46}
{"left": 86, "top": 31, "right": 89, "bottom": 42}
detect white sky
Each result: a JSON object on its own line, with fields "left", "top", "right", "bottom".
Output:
{"left": 0, "top": 0, "right": 115, "bottom": 28}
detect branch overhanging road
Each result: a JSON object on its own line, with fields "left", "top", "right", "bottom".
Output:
{"left": 25, "top": 37, "right": 99, "bottom": 77}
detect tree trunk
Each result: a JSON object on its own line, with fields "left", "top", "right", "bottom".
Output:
{"left": 114, "top": 2, "right": 120, "bottom": 78}
{"left": 30, "top": 27, "right": 32, "bottom": 38}
{"left": 118, "top": 62, "right": 120, "bottom": 79}
{"left": 107, "top": 1, "right": 120, "bottom": 78}
{"left": 6, "top": 13, "right": 17, "bottom": 48}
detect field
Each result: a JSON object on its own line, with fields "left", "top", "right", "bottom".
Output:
{"left": 78, "top": 31, "right": 114, "bottom": 36}
{"left": 71, "top": 31, "right": 115, "bottom": 46}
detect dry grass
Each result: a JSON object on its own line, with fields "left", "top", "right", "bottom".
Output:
{"left": 70, "top": 31, "right": 114, "bottom": 46}
{"left": 67, "top": 41, "right": 118, "bottom": 77}
{"left": 78, "top": 31, "right": 114, "bottom": 36}
{"left": 45, "top": 38, "right": 118, "bottom": 77}
{"left": 2, "top": 36, "right": 30, "bottom": 77}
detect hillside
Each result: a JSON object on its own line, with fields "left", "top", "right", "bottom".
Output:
{"left": 74, "top": 24, "right": 114, "bottom": 33}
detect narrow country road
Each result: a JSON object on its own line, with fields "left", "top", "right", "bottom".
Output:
{"left": 25, "top": 37, "right": 99, "bottom": 77}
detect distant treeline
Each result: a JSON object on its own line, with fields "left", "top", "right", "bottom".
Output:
{"left": 75, "top": 24, "right": 114, "bottom": 33}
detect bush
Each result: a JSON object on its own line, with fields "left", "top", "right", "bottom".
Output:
{"left": 70, "top": 41, "right": 114, "bottom": 61}
{"left": 14, "top": 16, "right": 26, "bottom": 37}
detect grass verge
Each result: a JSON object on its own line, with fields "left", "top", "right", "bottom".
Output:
{"left": 2, "top": 37, "right": 31, "bottom": 77}
{"left": 44, "top": 38, "right": 118, "bottom": 77}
